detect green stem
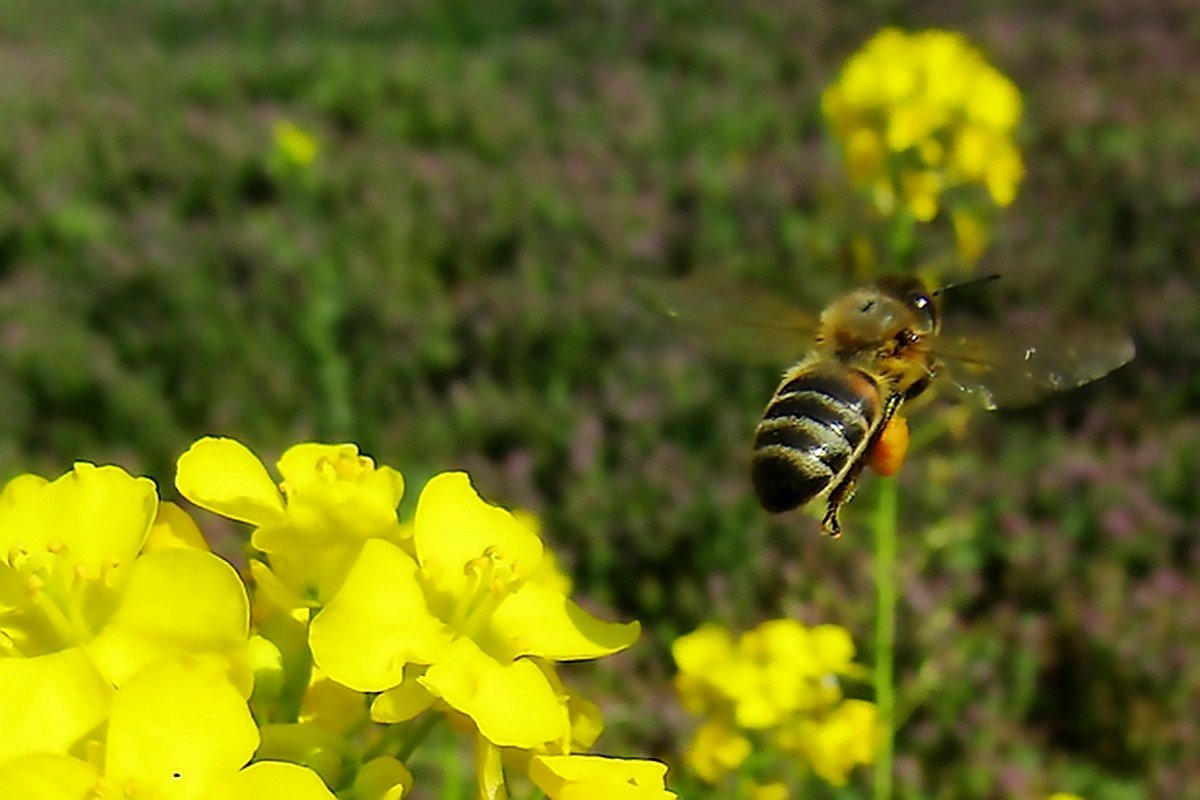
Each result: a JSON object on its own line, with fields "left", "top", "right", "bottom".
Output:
{"left": 361, "top": 720, "right": 410, "bottom": 763}
{"left": 873, "top": 477, "right": 898, "bottom": 800}
{"left": 305, "top": 257, "right": 354, "bottom": 439}
{"left": 396, "top": 712, "right": 441, "bottom": 762}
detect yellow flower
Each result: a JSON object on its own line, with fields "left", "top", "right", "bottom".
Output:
{"left": 723, "top": 619, "right": 818, "bottom": 728}
{"left": 1, "top": 465, "right": 156, "bottom": 657}
{"left": 674, "top": 620, "right": 862, "bottom": 732}
{"left": 176, "top": 437, "right": 406, "bottom": 609}
{"left": 1046, "top": 795, "right": 1085, "bottom": 800}
{"left": 783, "top": 699, "right": 877, "bottom": 787}
{"left": 309, "top": 472, "right": 639, "bottom": 750}
{"left": 671, "top": 623, "right": 736, "bottom": 716}
{"left": 683, "top": 719, "right": 750, "bottom": 784}
{"left": 273, "top": 120, "right": 319, "bottom": 167}
{"left": 0, "top": 659, "right": 338, "bottom": 800}
{"left": 823, "top": 27, "right": 1023, "bottom": 225}
{"left": 529, "top": 754, "right": 677, "bottom": 800}
{"left": 0, "top": 465, "right": 250, "bottom": 761}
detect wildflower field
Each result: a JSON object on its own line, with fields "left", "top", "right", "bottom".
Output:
{"left": 1, "top": 2, "right": 1197, "bottom": 799}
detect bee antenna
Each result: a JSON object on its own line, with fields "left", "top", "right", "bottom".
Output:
{"left": 932, "top": 273, "right": 1001, "bottom": 297}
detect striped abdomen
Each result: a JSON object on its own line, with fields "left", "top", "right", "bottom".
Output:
{"left": 751, "top": 365, "right": 883, "bottom": 513}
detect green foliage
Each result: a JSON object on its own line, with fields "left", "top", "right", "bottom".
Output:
{"left": 0, "top": 1, "right": 1197, "bottom": 797}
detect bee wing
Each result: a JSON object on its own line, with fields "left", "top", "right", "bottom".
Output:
{"left": 931, "top": 321, "right": 1135, "bottom": 410}
{"left": 634, "top": 272, "right": 819, "bottom": 365}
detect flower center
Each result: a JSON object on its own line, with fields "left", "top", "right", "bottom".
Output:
{"left": 316, "top": 451, "right": 372, "bottom": 483}
{"left": 449, "top": 545, "right": 524, "bottom": 638}
{"left": 3, "top": 542, "right": 119, "bottom": 654}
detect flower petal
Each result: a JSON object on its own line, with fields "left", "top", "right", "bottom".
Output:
{"left": 685, "top": 719, "right": 751, "bottom": 784}
{"left": 810, "top": 624, "right": 859, "bottom": 675}
{"left": 671, "top": 623, "right": 734, "bottom": 676}
{"left": 0, "top": 753, "right": 97, "bottom": 800}
{"left": 176, "top": 437, "right": 285, "bottom": 527}
{"left": 414, "top": 473, "right": 543, "bottom": 599}
{"left": 354, "top": 756, "right": 413, "bottom": 800}
{"left": 42, "top": 463, "right": 157, "bottom": 580}
{"left": 0, "top": 647, "right": 112, "bottom": 761}
{"left": 143, "top": 501, "right": 210, "bottom": 552}
{"left": 309, "top": 539, "right": 451, "bottom": 692}
{"left": 370, "top": 672, "right": 436, "bottom": 723}
{"left": 105, "top": 659, "right": 259, "bottom": 798}
{"left": 87, "top": 549, "right": 250, "bottom": 688}
{"left": 210, "top": 761, "right": 337, "bottom": 800}
{"left": 419, "top": 638, "right": 568, "bottom": 749}
{"left": 490, "top": 583, "right": 639, "bottom": 661}
{"left": 364, "top": 466, "right": 406, "bottom": 514}
{"left": 530, "top": 755, "right": 676, "bottom": 800}
{"left": 0, "top": 474, "right": 48, "bottom": 554}
{"left": 793, "top": 698, "right": 877, "bottom": 786}
{"left": 475, "top": 736, "right": 505, "bottom": 800}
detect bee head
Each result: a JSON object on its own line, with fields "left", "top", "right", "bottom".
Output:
{"left": 876, "top": 277, "right": 938, "bottom": 336}
{"left": 822, "top": 277, "right": 937, "bottom": 347}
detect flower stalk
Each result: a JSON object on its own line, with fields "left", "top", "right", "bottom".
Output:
{"left": 873, "top": 477, "right": 898, "bottom": 800}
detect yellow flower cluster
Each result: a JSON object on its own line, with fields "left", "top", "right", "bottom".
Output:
{"left": 673, "top": 619, "right": 875, "bottom": 791}
{"left": 822, "top": 28, "right": 1023, "bottom": 227}
{"left": 0, "top": 438, "right": 676, "bottom": 799}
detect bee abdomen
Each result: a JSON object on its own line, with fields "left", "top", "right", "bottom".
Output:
{"left": 751, "top": 370, "right": 880, "bottom": 513}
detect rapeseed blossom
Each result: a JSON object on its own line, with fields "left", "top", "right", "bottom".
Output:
{"left": 0, "top": 438, "right": 675, "bottom": 797}
{"left": 0, "top": 463, "right": 251, "bottom": 761}
{"left": 309, "top": 471, "right": 641, "bottom": 749}
{"left": 176, "top": 438, "right": 406, "bottom": 609}
{"left": 822, "top": 28, "right": 1023, "bottom": 262}
{"left": 673, "top": 619, "right": 874, "bottom": 790}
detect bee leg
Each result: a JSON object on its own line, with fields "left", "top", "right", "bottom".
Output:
{"left": 821, "top": 468, "right": 862, "bottom": 537}
{"left": 822, "top": 392, "right": 904, "bottom": 538}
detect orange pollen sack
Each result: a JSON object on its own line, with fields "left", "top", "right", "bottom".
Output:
{"left": 866, "top": 414, "right": 910, "bottom": 477}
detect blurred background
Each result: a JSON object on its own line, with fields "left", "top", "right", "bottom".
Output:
{"left": 0, "top": 1, "right": 1196, "bottom": 798}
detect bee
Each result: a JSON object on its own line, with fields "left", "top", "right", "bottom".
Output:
{"left": 640, "top": 272, "right": 1134, "bottom": 537}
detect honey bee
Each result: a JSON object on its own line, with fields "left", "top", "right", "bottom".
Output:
{"left": 640, "top": 272, "right": 1134, "bottom": 536}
